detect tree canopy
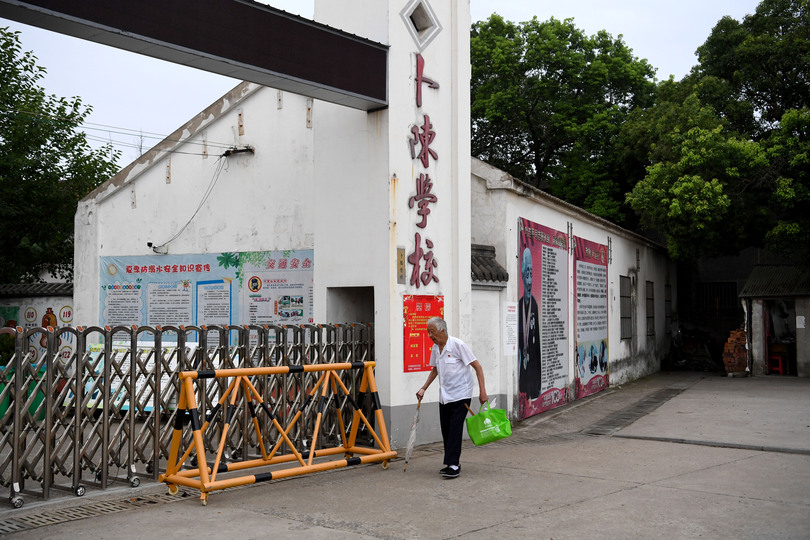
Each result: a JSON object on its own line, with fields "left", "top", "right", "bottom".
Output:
{"left": 626, "top": 0, "right": 809, "bottom": 260}
{"left": 0, "top": 27, "right": 119, "bottom": 283}
{"left": 470, "top": 15, "right": 656, "bottom": 225}
{"left": 471, "top": 1, "right": 809, "bottom": 261}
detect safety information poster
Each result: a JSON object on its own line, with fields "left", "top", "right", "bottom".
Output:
{"left": 99, "top": 250, "right": 314, "bottom": 341}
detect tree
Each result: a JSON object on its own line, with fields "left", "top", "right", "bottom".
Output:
{"left": 696, "top": 0, "right": 809, "bottom": 134}
{"left": 625, "top": 91, "right": 769, "bottom": 259}
{"left": 0, "top": 28, "right": 119, "bottom": 283}
{"left": 627, "top": 0, "right": 810, "bottom": 260}
{"left": 763, "top": 107, "right": 810, "bottom": 258}
{"left": 470, "top": 15, "right": 656, "bottom": 224}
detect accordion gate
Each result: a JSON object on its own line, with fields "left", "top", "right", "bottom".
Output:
{"left": 161, "top": 361, "right": 395, "bottom": 505}
{"left": 0, "top": 323, "right": 377, "bottom": 509}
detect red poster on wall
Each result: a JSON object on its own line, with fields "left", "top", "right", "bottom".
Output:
{"left": 403, "top": 295, "right": 444, "bottom": 372}
{"left": 574, "top": 236, "right": 609, "bottom": 398}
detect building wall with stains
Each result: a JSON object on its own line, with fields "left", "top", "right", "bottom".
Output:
{"left": 470, "top": 158, "right": 676, "bottom": 420}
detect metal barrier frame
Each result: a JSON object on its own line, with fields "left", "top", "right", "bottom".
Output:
{"left": 160, "top": 361, "right": 395, "bottom": 505}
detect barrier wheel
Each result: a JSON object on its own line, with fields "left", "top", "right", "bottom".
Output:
{"left": 130, "top": 477, "right": 141, "bottom": 488}
{"left": 10, "top": 496, "right": 24, "bottom": 509}
{"left": 190, "top": 456, "right": 197, "bottom": 467}
{"left": 145, "top": 463, "right": 153, "bottom": 474}
{"left": 75, "top": 485, "right": 86, "bottom": 497}
{"left": 200, "top": 494, "right": 208, "bottom": 506}
{"left": 168, "top": 484, "right": 179, "bottom": 496}
{"left": 382, "top": 460, "right": 389, "bottom": 470}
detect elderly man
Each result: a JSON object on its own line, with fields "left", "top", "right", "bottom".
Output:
{"left": 416, "top": 317, "right": 488, "bottom": 478}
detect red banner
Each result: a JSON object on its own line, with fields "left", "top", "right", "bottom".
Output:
{"left": 403, "top": 295, "right": 444, "bottom": 372}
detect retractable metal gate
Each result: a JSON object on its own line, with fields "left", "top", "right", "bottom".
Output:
{"left": 0, "top": 323, "right": 374, "bottom": 508}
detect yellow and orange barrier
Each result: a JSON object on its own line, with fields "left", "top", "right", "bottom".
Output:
{"left": 159, "top": 361, "right": 396, "bottom": 505}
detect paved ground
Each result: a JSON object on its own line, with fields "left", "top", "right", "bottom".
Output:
{"left": 2, "top": 370, "right": 809, "bottom": 539}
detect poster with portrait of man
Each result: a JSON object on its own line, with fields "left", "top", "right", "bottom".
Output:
{"left": 517, "top": 218, "right": 569, "bottom": 420}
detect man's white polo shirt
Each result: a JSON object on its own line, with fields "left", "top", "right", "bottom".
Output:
{"left": 429, "top": 336, "right": 476, "bottom": 404}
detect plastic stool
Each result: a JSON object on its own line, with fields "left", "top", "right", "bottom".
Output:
{"left": 768, "top": 353, "right": 786, "bottom": 375}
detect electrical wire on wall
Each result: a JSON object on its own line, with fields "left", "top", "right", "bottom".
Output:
{"left": 148, "top": 153, "right": 228, "bottom": 254}
{"left": 148, "top": 146, "right": 255, "bottom": 253}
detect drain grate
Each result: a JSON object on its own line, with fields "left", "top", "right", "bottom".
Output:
{"left": 0, "top": 492, "right": 190, "bottom": 535}
{"left": 582, "top": 388, "right": 684, "bottom": 436}
{"left": 496, "top": 432, "right": 590, "bottom": 446}
{"left": 0, "top": 520, "right": 28, "bottom": 535}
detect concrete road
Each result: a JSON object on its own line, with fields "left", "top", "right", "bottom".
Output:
{"left": 2, "top": 371, "right": 809, "bottom": 539}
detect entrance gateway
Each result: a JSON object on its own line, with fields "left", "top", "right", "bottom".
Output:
{"left": 4, "top": 0, "right": 475, "bottom": 447}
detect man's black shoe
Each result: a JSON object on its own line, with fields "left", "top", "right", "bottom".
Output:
{"left": 440, "top": 465, "right": 460, "bottom": 478}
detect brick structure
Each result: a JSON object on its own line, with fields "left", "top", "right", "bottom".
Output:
{"left": 723, "top": 328, "right": 749, "bottom": 375}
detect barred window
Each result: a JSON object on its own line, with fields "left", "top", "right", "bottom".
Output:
{"left": 646, "top": 280, "right": 655, "bottom": 337}
{"left": 620, "top": 275, "right": 632, "bottom": 340}
{"left": 695, "top": 282, "right": 738, "bottom": 319}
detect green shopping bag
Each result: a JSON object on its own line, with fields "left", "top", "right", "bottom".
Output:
{"left": 465, "top": 401, "right": 512, "bottom": 446}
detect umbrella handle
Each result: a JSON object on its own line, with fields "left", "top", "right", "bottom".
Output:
{"left": 464, "top": 403, "right": 474, "bottom": 416}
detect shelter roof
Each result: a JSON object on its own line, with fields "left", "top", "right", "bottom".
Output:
{"left": 471, "top": 244, "right": 509, "bottom": 284}
{"left": 0, "top": 282, "right": 73, "bottom": 298}
{"left": 739, "top": 265, "right": 810, "bottom": 298}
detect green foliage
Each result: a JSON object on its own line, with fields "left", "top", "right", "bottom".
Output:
{"left": 697, "top": 0, "right": 810, "bottom": 133}
{"left": 470, "top": 15, "right": 655, "bottom": 224}
{"left": 0, "top": 28, "right": 120, "bottom": 283}
{"left": 625, "top": 86, "right": 775, "bottom": 259}
{"left": 470, "top": 3, "right": 808, "bottom": 261}
{"left": 625, "top": 0, "right": 809, "bottom": 260}
{"left": 763, "top": 107, "right": 810, "bottom": 257}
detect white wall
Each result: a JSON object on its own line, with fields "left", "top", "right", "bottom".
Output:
{"left": 72, "top": 1, "right": 674, "bottom": 449}
{"left": 470, "top": 287, "right": 507, "bottom": 400}
{"left": 470, "top": 158, "right": 676, "bottom": 416}
{"left": 75, "top": 84, "right": 316, "bottom": 326}
{"left": 313, "top": 1, "right": 472, "bottom": 416}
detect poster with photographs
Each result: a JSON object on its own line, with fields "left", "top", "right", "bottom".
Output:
{"left": 517, "top": 218, "right": 569, "bottom": 420}
{"left": 574, "top": 236, "right": 609, "bottom": 398}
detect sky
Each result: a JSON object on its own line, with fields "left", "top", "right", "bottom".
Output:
{"left": 1, "top": 0, "right": 762, "bottom": 162}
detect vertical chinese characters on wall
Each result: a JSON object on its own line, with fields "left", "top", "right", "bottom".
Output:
{"left": 403, "top": 53, "right": 443, "bottom": 373}
{"left": 407, "top": 54, "right": 440, "bottom": 289}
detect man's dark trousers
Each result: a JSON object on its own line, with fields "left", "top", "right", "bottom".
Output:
{"left": 439, "top": 398, "right": 471, "bottom": 466}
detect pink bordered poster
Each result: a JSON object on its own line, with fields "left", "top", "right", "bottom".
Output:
{"left": 573, "top": 236, "right": 609, "bottom": 398}
{"left": 517, "top": 218, "right": 569, "bottom": 420}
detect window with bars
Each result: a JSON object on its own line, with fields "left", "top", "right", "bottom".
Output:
{"left": 646, "top": 280, "right": 655, "bottom": 336}
{"left": 694, "top": 282, "right": 738, "bottom": 319}
{"left": 620, "top": 275, "right": 632, "bottom": 340}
